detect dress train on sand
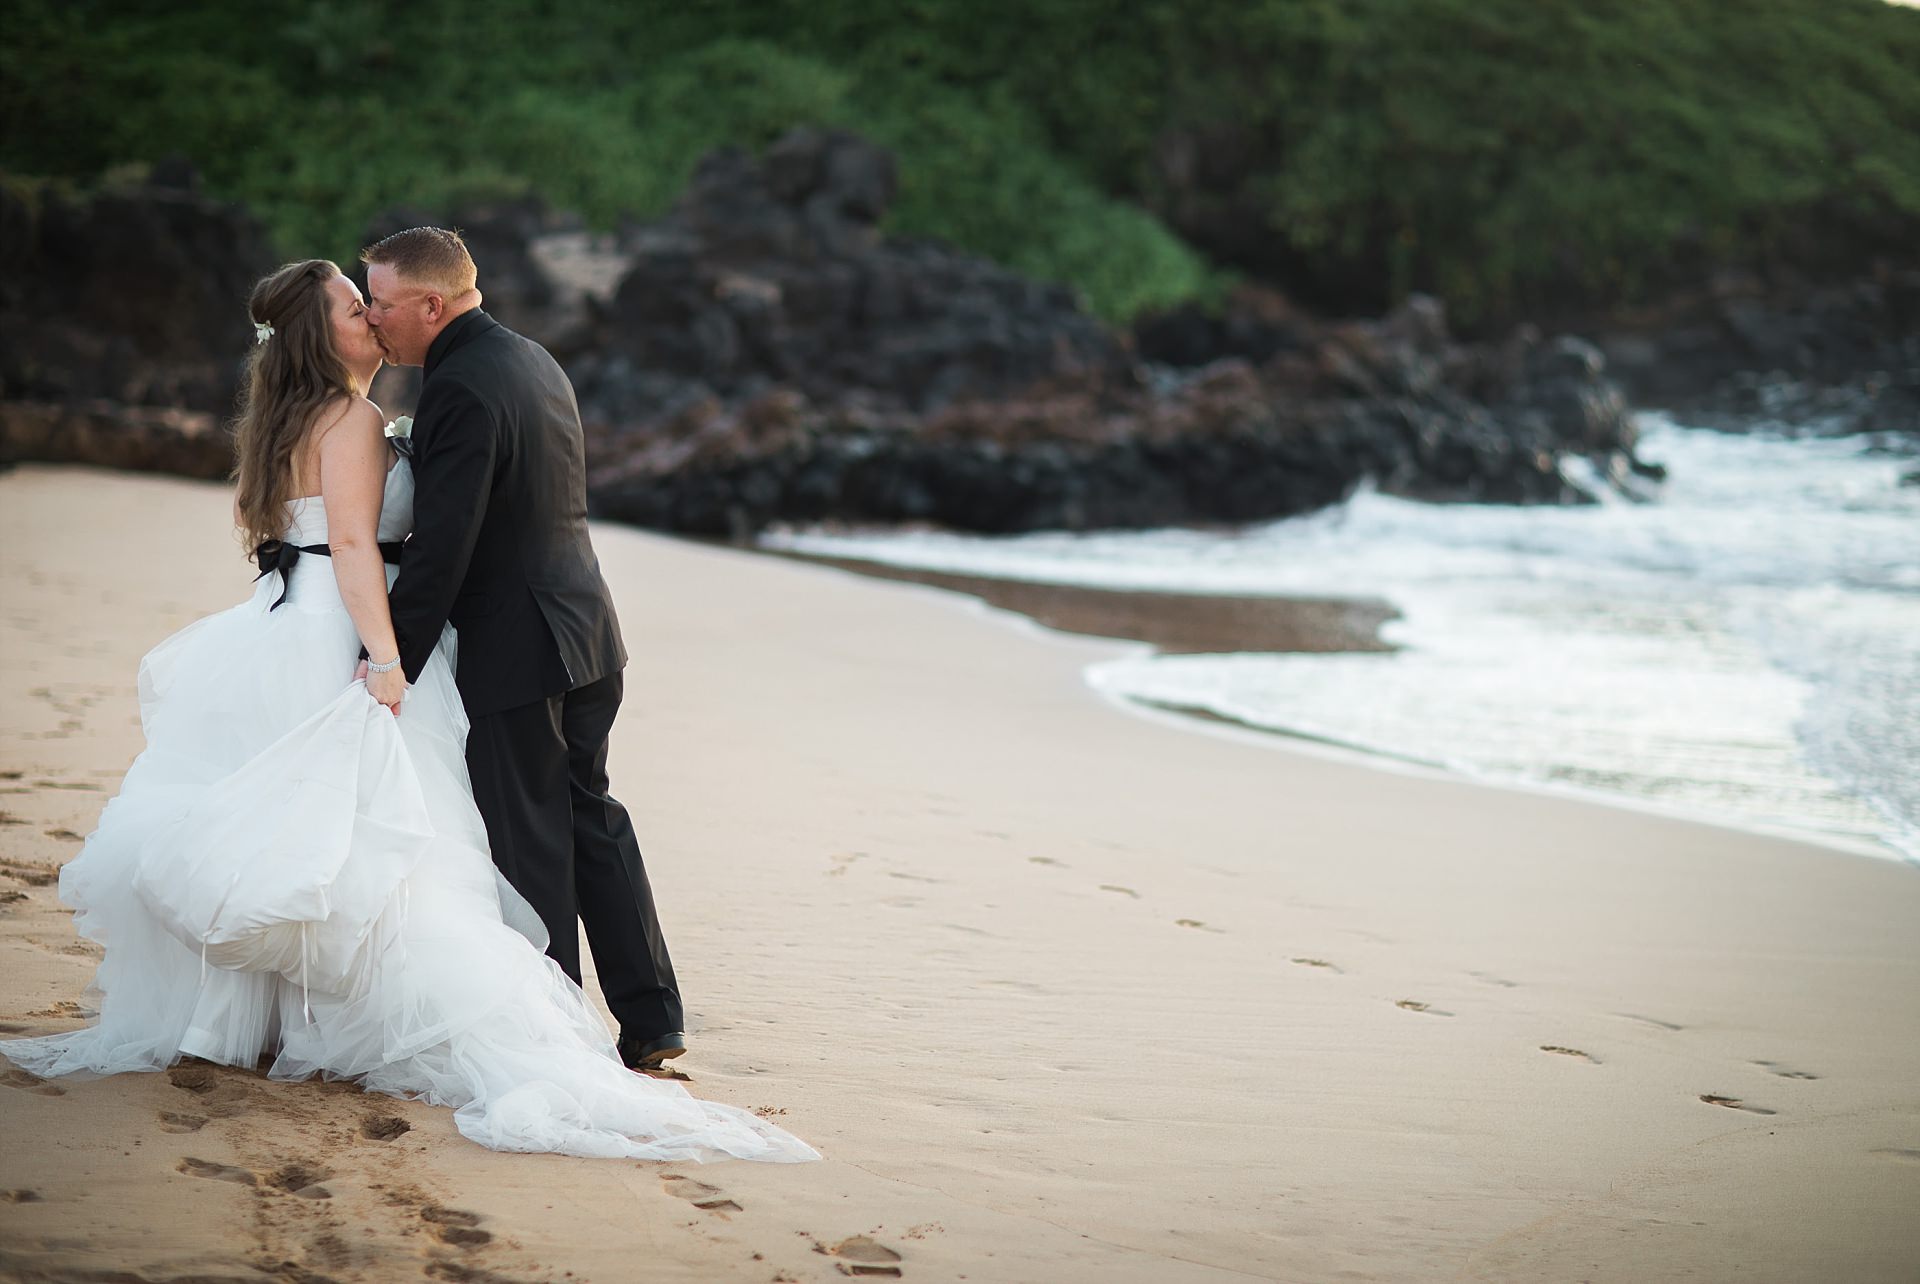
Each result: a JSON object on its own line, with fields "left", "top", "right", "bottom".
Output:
{"left": 0, "top": 463, "right": 816, "bottom": 1163}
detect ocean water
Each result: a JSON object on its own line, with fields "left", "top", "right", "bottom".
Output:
{"left": 764, "top": 416, "right": 1920, "bottom": 862}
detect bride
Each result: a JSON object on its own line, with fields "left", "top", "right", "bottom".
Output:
{"left": 0, "top": 259, "right": 816, "bottom": 1164}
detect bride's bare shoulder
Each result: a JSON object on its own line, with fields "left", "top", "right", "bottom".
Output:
{"left": 309, "top": 394, "right": 384, "bottom": 445}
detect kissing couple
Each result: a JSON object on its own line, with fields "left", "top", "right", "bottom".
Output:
{"left": 0, "top": 228, "right": 816, "bottom": 1164}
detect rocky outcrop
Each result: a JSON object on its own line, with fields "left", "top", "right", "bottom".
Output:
{"left": 0, "top": 399, "right": 230, "bottom": 479}
{"left": 570, "top": 128, "right": 1131, "bottom": 417}
{"left": 5, "top": 136, "right": 1646, "bottom": 540}
{"left": 0, "top": 163, "right": 274, "bottom": 417}
{"left": 585, "top": 290, "right": 1645, "bottom": 537}
{"left": 1589, "top": 268, "right": 1920, "bottom": 433}
{"left": 396, "top": 130, "right": 1640, "bottom": 537}
{"left": 0, "top": 163, "right": 277, "bottom": 479}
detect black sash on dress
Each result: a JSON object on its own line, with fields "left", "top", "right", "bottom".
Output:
{"left": 254, "top": 539, "right": 406, "bottom": 610}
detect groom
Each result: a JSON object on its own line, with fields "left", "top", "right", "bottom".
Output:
{"left": 361, "top": 227, "right": 686, "bottom": 1071}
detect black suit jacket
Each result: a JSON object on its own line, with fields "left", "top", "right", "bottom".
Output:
{"left": 388, "top": 309, "right": 627, "bottom": 717}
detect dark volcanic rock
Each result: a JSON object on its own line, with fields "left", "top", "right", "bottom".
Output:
{"left": 1591, "top": 268, "right": 1920, "bottom": 433}
{"left": 0, "top": 167, "right": 273, "bottom": 415}
{"left": 1133, "top": 286, "right": 1313, "bottom": 368}
{"left": 0, "top": 166, "right": 276, "bottom": 479}
{"left": 587, "top": 291, "right": 1640, "bottom": 538}
{"left": 10, "top": 134, "right": 1644, "bottom": 538}
{"left": 582, "top": 128, "right": 1130, "bottom": 415}
{"left": 0, "top": 400, "right": 231, "bottom": 479}
{"left": 561, "top": 131, "right": 1639, "bottom": 537}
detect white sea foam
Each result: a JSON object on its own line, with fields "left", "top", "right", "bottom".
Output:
{"left": 764, "top": 416, "right": 1920, "bottom": 861}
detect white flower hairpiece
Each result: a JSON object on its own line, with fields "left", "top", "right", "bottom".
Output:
{"left": 383, "top": 415, "right": 414, "bottom": 440}
{"left": 254, "top": 320, "right": 275, "bottom": 345}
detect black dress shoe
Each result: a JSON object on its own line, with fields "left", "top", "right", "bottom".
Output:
{"left": 617, "top": 1031, "right": 687, "bottom": 1070}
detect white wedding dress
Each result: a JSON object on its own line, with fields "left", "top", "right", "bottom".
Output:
{"left": 0, "top": 461, "right": 816, "bottom": 1164}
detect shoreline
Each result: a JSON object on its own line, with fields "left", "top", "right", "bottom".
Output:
{"left": 4, "top": 466, "right": 1918, "bottom": 1283}
{"left": 755, "top": 547, "right": 1401, "bottom": 655}
{"left": 763, "top": 545, "right": 1913, "bottom": 867}
{"left": 1109, "top": 692, "right": 1910, "bottom": 867}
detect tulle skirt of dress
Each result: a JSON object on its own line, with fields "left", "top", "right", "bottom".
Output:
{"left": 0, "top": 563, "right": 817, "bottom": 1164}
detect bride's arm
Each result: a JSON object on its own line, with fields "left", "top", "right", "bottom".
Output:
{"left": 315, "top": 398, "right": 405, "bottom": 710}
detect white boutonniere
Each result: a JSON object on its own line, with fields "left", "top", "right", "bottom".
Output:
{"left": 383, "top": 415, "right": 413, "bottom": 440}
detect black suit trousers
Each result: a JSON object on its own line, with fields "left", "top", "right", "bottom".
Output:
{"left": 463, "top": 670, "right": 682, "bottom": 1039}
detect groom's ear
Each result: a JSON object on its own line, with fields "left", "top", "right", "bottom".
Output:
{"left": 423, "top": 291, "right": 446, "bottom": 323}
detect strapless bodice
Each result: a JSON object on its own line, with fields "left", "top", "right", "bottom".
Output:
{"left": 282, "top": 462, "right": 413, "bottom": 546}
{"left": 259, "top": 462, "right": 413, "bottom": 613}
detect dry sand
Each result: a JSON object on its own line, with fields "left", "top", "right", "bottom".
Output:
{"left": 1, "top": 464, "right": 1916, "bottom": 1284}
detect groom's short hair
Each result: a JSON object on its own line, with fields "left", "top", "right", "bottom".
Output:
{"left": 360, "top": 226, "right": 478, "bottom": 296}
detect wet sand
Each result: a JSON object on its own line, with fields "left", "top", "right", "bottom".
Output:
{"left": 760, "top": 549, "right": 1400, "bottom": 655}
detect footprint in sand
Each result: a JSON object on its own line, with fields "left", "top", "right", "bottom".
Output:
{"left": 1752, "top": 1060, "right": 1819, "bottom": 1080}
{"left": 1291, "top": 957, "right": 1342, "bottom": 973}
{"left": 978, "top": 979, "right": 1047, "bottom": 994}
{"left": 302, "top": 1231, "right": 354, "bottom": 1276}
{"left": 156, "top": 1111, "right": 207, "bottom": 1134}
{"left": 0, "top": 860, "right": 58, "bottom": 887}
{"left": 1869, "top": 1149, "right": 1920, "bottom": 1163}
{"left": 1, "top": 1068, "right": 66, "bottom": 1096}
{"left": 265, "top": 1162, "right": 334, "bottom": 1199}
{"left": 1469, "top": 971, "right": 1520, "bottom": 988}
{"left": 661, "top": 1173, "right": 742, "bottom": 1213}
{"left": 0, "top": 890, "right": 27, "bottom": 906}
{"left": 819, "top": 1234, "right": 903, "bottom": 1278}
{"left": 1027, "top": 856, "right": 1065, "bottom": 867}
{"left": 168, "top": 1065, "right": 221, "bottom": 1091}
{"left": 1540, "top": 1045, "right": 1600, "bottom": 1064}
{"left": 360, "top": 1113, "right": 411, "bottom": 1141}
{"left": 1617, "top": 1012, "right": 1684, "bottom": 1031}
{"left": 1174, "top": 918, "right": 1223, "bottom": 933}
{"left": 167, "top": 1065, "right": 250, "bottom": 1118}
{"left": 421, "top": 1205, "right": 491, "bottom": 1248}
{"left": 177, "top": 1157, "right": 256, "bottom": 1186}
{"left": 1395, "top": 1000, "right": 1453, "bottom": 1017}
{"left": 941, "top": 923, "right": 1005, "bottom": 941}
{"left": 1098, "top": 884, "right": 1139, "bottom": 898}
{"left": 1700, "top": 1094, "right": 1777, "bottom": 1116}
{"left": 1, "top": 1190, "right": 42, "bottom": 1203}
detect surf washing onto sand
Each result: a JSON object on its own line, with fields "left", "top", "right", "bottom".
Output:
{"left": 766, "top": 415, "right": 1920, "bottom": 863}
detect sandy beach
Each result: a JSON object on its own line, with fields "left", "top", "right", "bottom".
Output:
{"left": 1, "top": 464, "right": 1916, "bottom": 1283}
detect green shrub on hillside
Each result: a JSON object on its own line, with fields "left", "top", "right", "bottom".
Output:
{"left": 0, "top": 3, "right": 1213, "bottom": 320}
{"left": 5, "top": 0, "right": 1917, "bottom": 324}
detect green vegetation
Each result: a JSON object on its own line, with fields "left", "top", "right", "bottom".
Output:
{"left": 5, "top": 0, "right": 1917, "bottom": 323}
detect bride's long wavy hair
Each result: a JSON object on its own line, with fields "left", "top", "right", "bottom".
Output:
{"left": 230, "top": 259, "right": 364, "bottom": 554}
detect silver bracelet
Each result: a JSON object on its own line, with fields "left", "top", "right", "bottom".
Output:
{"left": 366, "top": 655, "right": 402, "bottom": 674}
